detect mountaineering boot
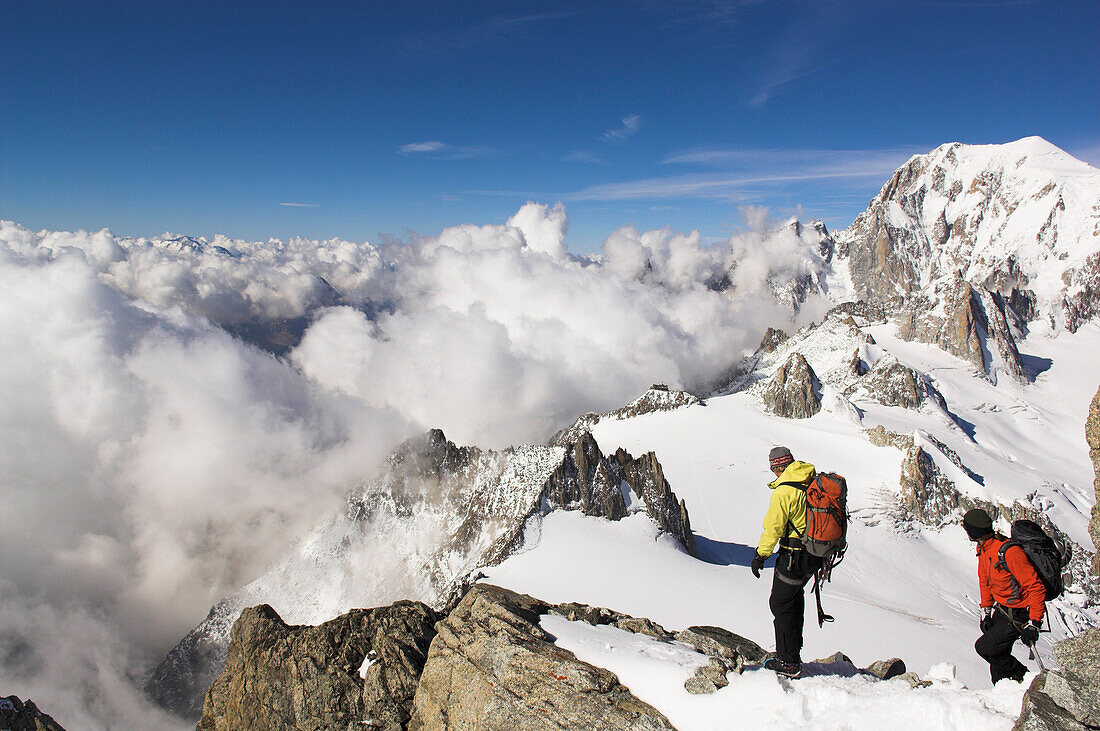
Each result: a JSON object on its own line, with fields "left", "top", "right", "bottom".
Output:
{"left": 763, "top": 656, "right": 802, "bottom": 679}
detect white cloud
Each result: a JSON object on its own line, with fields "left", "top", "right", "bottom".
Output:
{"left": 279, "top": 202, "right": 320, "bottom": 208}
{"left": 400, "top": 140, "right": 448, "bottom": 153}
{"left": 603, "top": 114, "right": 642, "bottom": 142}
{"left": 0, "top": 204, "right": 830, "bottom": 723}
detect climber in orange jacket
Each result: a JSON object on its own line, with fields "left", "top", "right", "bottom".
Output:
{"left": 964, "top": 509, "right": 1045, "bottom": 684}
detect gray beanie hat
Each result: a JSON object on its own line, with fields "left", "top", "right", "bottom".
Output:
{"left": 769, "top": 446, "right": 794, "bottom": 470}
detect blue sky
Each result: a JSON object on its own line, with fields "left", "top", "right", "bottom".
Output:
{"left": 2, "top": 0, "right": 1098, "bottom": 254}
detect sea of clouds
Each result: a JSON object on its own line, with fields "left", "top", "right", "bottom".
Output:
{"left": 0, "top": 202, "right": 831, "bottom": 727}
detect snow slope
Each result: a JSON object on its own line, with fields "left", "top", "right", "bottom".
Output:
{"left": 486, "top": 320, "right": 1100, "bottom": 693}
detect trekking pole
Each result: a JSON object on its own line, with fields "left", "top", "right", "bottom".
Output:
{"left": 1027, "top": 641, "right": 1046, "bottom": 672}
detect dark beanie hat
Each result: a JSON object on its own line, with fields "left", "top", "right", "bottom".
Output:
{"left": 769, "top": 446, "right": 794, "bottom": 470}
{"left": 963, "top": 509, "right": 993, "bottom": 540}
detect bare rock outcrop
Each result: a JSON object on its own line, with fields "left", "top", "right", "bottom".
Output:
{"left": 614, "top": 449, "right": 697, "bottom": 557}
{"left": 542, "top": 433, "right": 629, "bottom": 521}
{"left": 1088, "top": 386, "right": 1100, "bottom": 577}
{"left": 0, "top": 696, "right": 66, "bottom": 731}
{"left": 197, "top": 600, "right": 439, "bottom": 731}
{"left": 857, "top": 358, "right": 946, "bottom": 410}
{"left": 1014, "top": 627, "right": 1100, "bottom": 730}
{"left": 897, "top": 275, "right": 1026, "bottom": 382}
{"left": 408, "top": 584, "right": 675, "bottom": 731}
{"left": 549, "top": 386, "right": 702, "bottom": 447}
{"left": 485, "top": 434, "right": 697, "bottom": 567}
{"left": 762, "top": 352, "right": 821, "bottom": 419}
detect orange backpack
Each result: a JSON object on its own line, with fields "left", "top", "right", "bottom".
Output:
{"left": 786, "top": 472, "right": 849, "bottom": 626}
{"left": 802, "top": 472, "right": 848, "bottom": 559}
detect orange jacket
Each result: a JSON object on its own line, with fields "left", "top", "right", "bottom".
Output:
{"left": 976, "top": 535, "right": 1046, "bottom": 622}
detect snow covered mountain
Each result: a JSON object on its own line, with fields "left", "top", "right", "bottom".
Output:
{"left": 150, "top": 138, "right": 1100, "bottom": 727}
{"left": 831, "top": 136, "right": 1100, "bottom": 383}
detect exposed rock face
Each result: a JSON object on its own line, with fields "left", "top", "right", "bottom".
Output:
{"left": 614, "top": 449, "right": 697, "bottom": 557}
{"left": 409, "top": 584, "right": 675, "bottom": 731}
{"left": 896, "top": 276, "right": 1027, "bottom": 382}
{"left": 864, "top": 425, "right": 915, "bottom": 451}
{"left": 683, "top": 657, "right": 739, "bottom": 694}
{"left": 1089, "top": 387, "right": 1100, "bottom": 577}
{"left": 148, "top": 602, "right": 235, "bottom": 718}
{"left": 893, "top": 439, "right": 1100, "bottom": 605}
{"left": 542, "top": 433, "right": 629, "bottom": 521}
{"left": 1062, "top": 252, "right": 1100, "bottom": 333}
{"left": 762, "top": 351, "right": 821, "bottom": 419}
{"left": 858, "top": 358, "right": 946, "bottom": 410}
{"left": 198, "top": 600, "right": 439, "bottom": 731}
{"left": 151, "top": 430, "right": 564, "bottom": 718}
{"left": 1014, "top": 627, "right": 1100, "bottom": 730}
{"left": 0, "top": 696, "right": 66, "bottom": 731}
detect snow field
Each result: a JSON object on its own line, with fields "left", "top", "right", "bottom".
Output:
{"left": 488, "top": 321, "right": 1100, "bottom": 692}
{"left": 541, "top": 615, "right": 1030, "bottom": 730}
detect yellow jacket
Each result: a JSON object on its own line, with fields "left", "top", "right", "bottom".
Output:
{"left": 757, "top": 460, "right": 816, "bottom": 557}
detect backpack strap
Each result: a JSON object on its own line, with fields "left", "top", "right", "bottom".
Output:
{"left": 779, "top": 480, "right": 809, "bottom": 542}
{"left": 995, "top": 541, "right": 1023, "bottom": 604}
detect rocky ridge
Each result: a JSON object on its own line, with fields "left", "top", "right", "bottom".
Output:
{"left": 725, "top": 307, "right": 956, "bottom": 427}
{"left": 199, "top": 583, "right": 934, "bottom": 731}
{"left": 0, "top": 696, "right": 66, "bottom": 731}
{"left": 152, "top": 429, "right": 696, "bottom": 719}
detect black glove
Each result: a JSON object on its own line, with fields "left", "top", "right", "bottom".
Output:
{"left": 979, "top": 608, "right": 993, "bottom": 633}
{"left": 750, "top": 552, "right": 767, "bottom": 578}
{"left": 1019, "top": 620, "right": 1040, "bottom": 646}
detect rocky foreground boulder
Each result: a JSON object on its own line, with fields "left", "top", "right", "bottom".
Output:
{"left": 410, "top": 584, "right": 675, "bottom": 730}
{"left": 194, "top": 582, "right": 951, "bottom": 730}
{"left": 1014, "top": 627, "right": 1100, "bottom": 730}
{"left": 197, "top": 600, "right": 439, "bottom": 731}
{"left": 0, "top": 696, "right": 66, "bottom": 731}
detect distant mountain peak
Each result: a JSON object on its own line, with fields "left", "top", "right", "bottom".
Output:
{"left": 831, "top": 137, "right": 1100, "bottom": 375}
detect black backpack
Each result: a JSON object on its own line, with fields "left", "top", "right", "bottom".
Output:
{"left": 995, "top": 520, "right": 1071, "bottom": 602}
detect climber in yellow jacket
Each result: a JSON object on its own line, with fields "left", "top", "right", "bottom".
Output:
{"left": 749, "top": 446, "right": 821, "bottom": 679}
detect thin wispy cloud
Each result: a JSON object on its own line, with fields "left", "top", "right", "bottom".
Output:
{"left": 279, "top": 202, "right": 320, "bottom": 208}
{"left": 563, "top": 150, "right": 609, "bottom": 165}
{"left": 750, "top": 61, "right": 823, "bottom": 107}
{"left": 400, "top": 141, "right": 448, "bottom": 154}
{"left": 570, "top": 146, "right": 923, "bottom": 201}
{"left": 398, "top": 141, "right": 491, "bottom": 159}
{"left": 602, "top": 114, "right": 642, "bottom": 142}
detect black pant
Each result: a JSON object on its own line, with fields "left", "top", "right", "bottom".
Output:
{"left": 975, "top": 606, "right": 1029, "bottom": 683}
{"left": 769, "top": 547, "right": 822, "bottom": 665}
